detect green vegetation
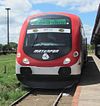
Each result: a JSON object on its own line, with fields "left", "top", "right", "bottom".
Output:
{"left": 87, "top": 44, "right": 95, "bottom": 54}
{"left": 0, "top": 54, "right": 26, "bottom": 106}
{"left": 0, "top": 44, "right": 95, "bottom": 105}
{"left": 0, "top": 42, "right": 17, "bottom": 55}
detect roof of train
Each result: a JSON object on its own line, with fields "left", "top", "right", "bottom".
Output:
{"left": 26, "top": 12, "right": 81, "bottom": 21}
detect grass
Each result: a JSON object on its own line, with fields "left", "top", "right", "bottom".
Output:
{"left": 0, "top": 54, "right": 27, "bottom": 106}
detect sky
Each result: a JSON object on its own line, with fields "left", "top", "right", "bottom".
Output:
{"left": 0, "top": 0, "right": 99, "bottom": 44}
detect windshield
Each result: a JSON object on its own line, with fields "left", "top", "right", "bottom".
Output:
{"left": 24, "top": 32, "right": 71, "bottom": 47}
{"left": 23, "top": 15, "right": 72, "bottom": 60}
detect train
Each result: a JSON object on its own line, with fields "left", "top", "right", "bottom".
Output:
{"left": 16, "top": 12, "right": 87, "bottom": 89}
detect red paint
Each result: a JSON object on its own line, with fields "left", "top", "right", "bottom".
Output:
{"left": 17, "top": 12, "right": 81, "bottom": 67}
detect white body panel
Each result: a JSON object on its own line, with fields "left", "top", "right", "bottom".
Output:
{"left": 27, "top": 28, "right": 71, "bottom": 34}
{"left": 16, "top": 58, "right": 81, "bottom": 75}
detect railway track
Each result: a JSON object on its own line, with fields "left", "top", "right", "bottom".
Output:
{"left": 10, "top": 83, "right": 77, "bottom": 106}
{"left": 10, "top": 90, "right": 33, "bottom": 106}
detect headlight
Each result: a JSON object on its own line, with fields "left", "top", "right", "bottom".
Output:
{"left": 63, "top": 58, "right": 71, "bottom": 64}
{"left": 73, "top": 51, "right": 79, "bottom": 57}
{"left": 23, "top": 58, "right": 30, "bottom": 64}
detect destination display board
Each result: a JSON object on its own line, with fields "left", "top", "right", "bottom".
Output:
{"left": 30, "top": 19, "right": 67, "bottom": 26}
{"left": 28, "top": 15, "right": 71, "bottom": 29}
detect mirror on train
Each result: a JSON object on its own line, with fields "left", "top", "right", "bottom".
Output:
{"left": 95, "top": 44, "right": 100, "bottom": 59}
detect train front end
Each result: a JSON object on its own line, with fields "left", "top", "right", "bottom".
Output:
{"left": 16, "top": 13, "right": 81, "bottom": 89}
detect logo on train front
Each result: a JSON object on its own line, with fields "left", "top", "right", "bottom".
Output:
{"left": 42, "top": 53, "right": 50, "bottom": 60}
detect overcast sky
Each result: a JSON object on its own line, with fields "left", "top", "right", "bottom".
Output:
{"left": 0, "top": 0, "right": 99, "bottom": 44}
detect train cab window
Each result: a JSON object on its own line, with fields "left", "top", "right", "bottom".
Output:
{"left": 23, "top": 31, "right": 72, "bottom": 60}
{"left": 23, "top": 15, "right": 72, "bottom": 60}
{"left": 24, "top": 32, "right": 71, "bottom": 47}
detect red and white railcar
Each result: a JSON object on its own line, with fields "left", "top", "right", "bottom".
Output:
{"left": 16, "top": 12, "right": 87, "bottom": 88}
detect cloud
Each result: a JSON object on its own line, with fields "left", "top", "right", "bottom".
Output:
{"left": 0, "top": 25, "right": 7, "bottom": 44}
{"left": 0, "top": 0, "right": 41, "bottom": 44}
{"left": 3, "top": 0, "right": 32, "bottom": 11}
{"left": 0, "top": 0, "right": 98, "bottom": 44}
{"left": 71, "top": 0, "right": 99, "bottom": 12}
{"left": 30, "top": 0, "right": 99, "bottom": 12}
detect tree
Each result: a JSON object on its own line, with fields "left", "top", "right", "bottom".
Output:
{"left": 90, "top": 44, "right": 95, "bottom": 53}
{"left": 87, "top": 44, "right": 94, "bottom": 53}
{"left": 2, "top": 44, "right": 10, "bottom": 54}
{"left": 0, "top": 44, "right": 3, "bottom": 54}
{"left": 2, "top": 42, "right": 17, "bottom": 54}
{"left": 9, "top": 42, "right": 17, "bottom": 51}
{"left": 0, "top": 44, "right": 3, "bottom": 51}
